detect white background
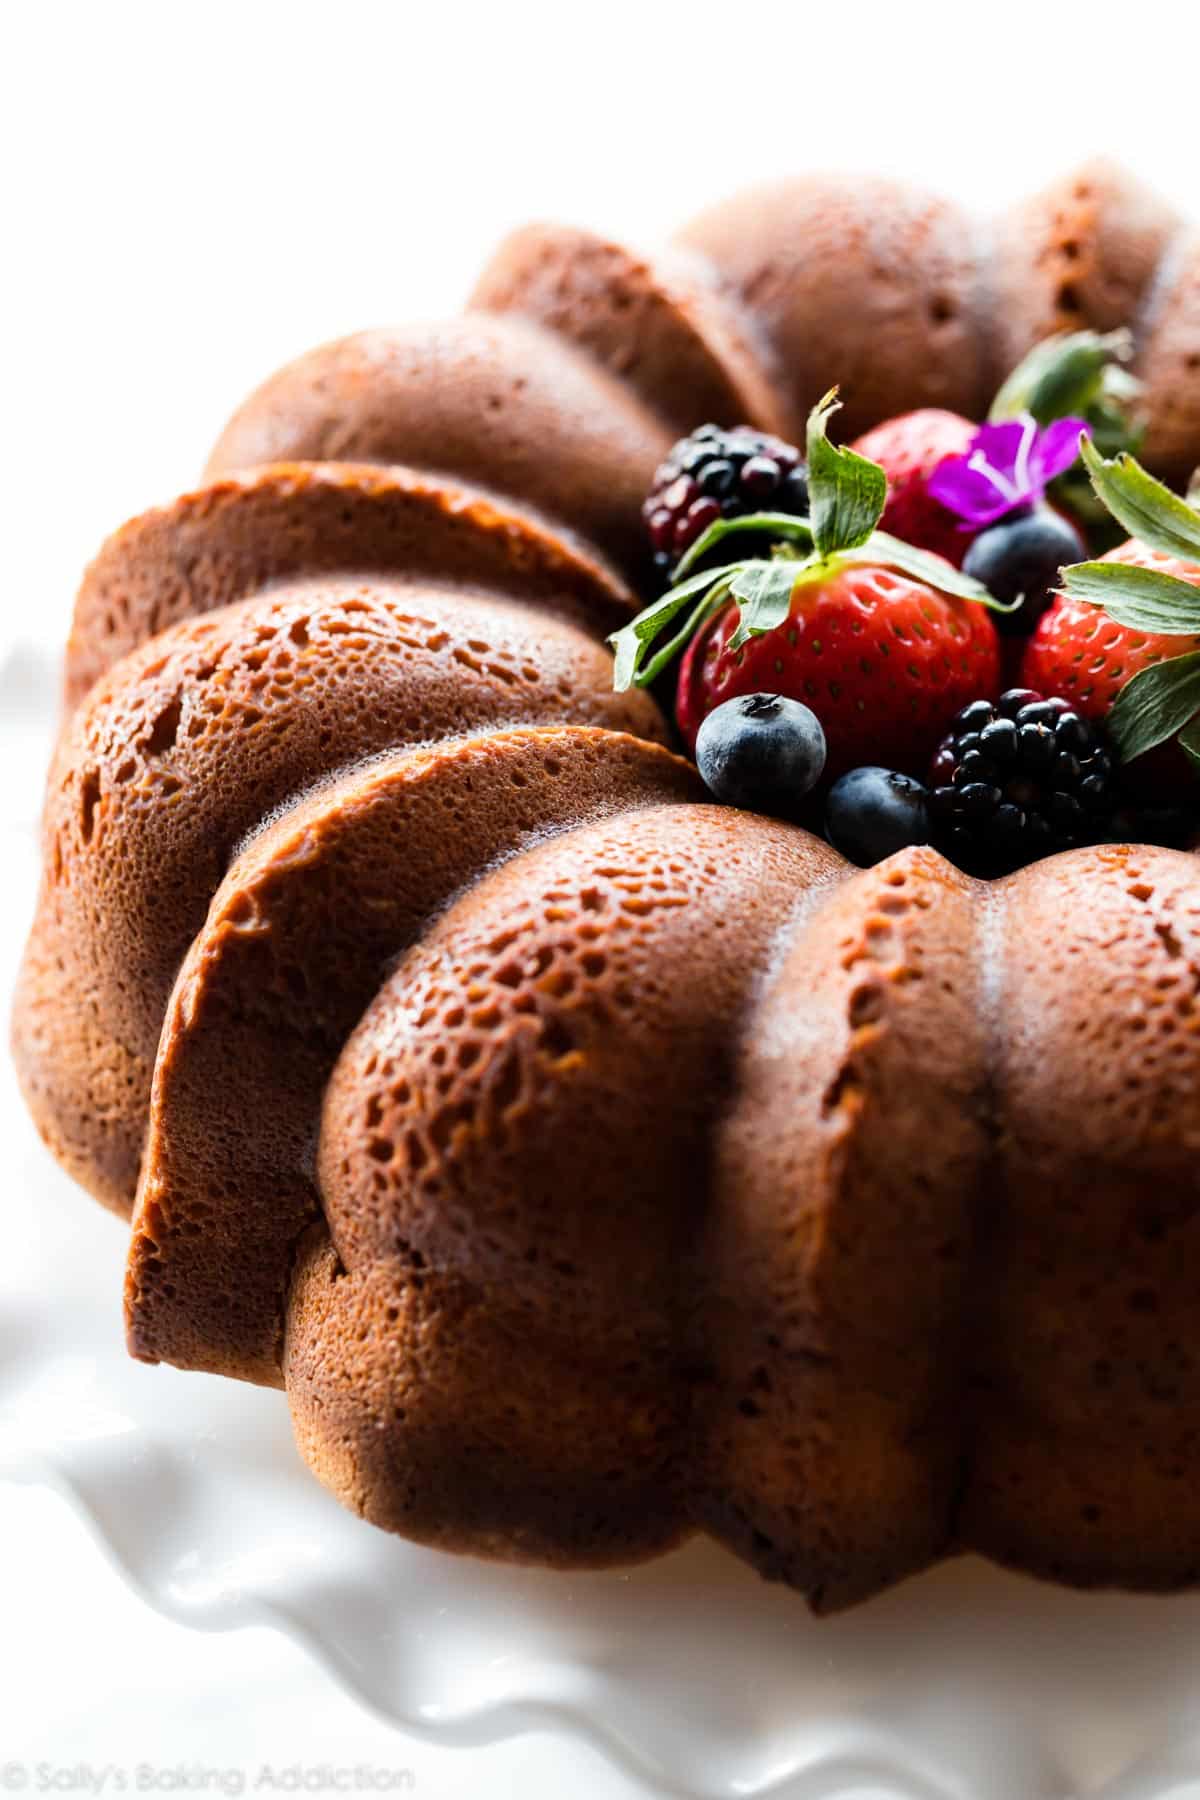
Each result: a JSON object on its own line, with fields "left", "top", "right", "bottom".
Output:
{"left": 2, "top": 3, "right": 1199, "bottom": 1794}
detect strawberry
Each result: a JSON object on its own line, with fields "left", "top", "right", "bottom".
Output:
{"left": 1022, "top": 538, "right": 1200, "bottom": 724}
{"left": 675, "top": 560, "right": 1000, "bottom": 780}
{"left": 851, "top": 410, "right": 977, "bottom": 566}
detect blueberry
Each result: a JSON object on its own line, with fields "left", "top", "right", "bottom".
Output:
{"left": 963, "top": 506, "right": 1086, "bottom": 637}
{"left": 825, "top": 767, "right": 930, "bottom": 867}
{"left": 695, "top": 693, "right": 826, "bottom": 818}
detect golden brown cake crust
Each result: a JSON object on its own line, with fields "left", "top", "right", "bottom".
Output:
{"left": 15, "top": 476, "right": 666, "bottom": 1216}
{"left": 960, "top": 845, "right": 1200, "bottom": 1591}
{"left": 470, "top": 223, "right": 793, "bottom": 439}
{"left": 126, "top": 731, "right": 701, "bottom": 1386}
{"left": 1139, "top": 229, "right": 1200, "bottom": 488}
{"left": 287, "top": 837, "right": 1200, "bottom": 1600}
{"left": 696, "top": 849, "right": 989, "bottom": 1610}
{"left": 205, "top": 319, "right": 673, "bottom": 586}
{"left": 14, "top": 161, "right": 1200, "bottom": 1613}
{"left": 675, "top": 173, "right": 995, "bottom": 442}
{"left": 66, "top": 461, "right": 637, "bottom": 711}
{"left": 987, "top": 159, "right": 1182, "bottom": 379}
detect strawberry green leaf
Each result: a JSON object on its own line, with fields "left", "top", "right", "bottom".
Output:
{"left": 851, "top": 532, "right": 998, "bottom": 606}
{"left": 1179, "top": 716, "right": 1200, "bottom": 773}
{"left": 1107, "top": 649, "right": 1200, "bottom": 762}
{"left": 671, "top": 511, "right": 813, "bottom": 582}
{"left": 1080, "top": 437, "right": 1200, "bottom": 564}
{"left": 638, "top": 580, "right": 736, "bottom": 688}
{"left": 608, "top": 561, "right": 753, "bottom": 690}
{"left": 1189, "top": 469, "right": 1200, "bottom": 510}
{"left": 727, "top": 562, "right": 802, "bottom": 649}
{"left": 806, "top": 389, "right": 887, "bottom": 560}
{"left": 990, "top": 329, "right": 1133, "bottom": 427}
{"left": 1061, "top": 559, "right": 1200, "bottom": 634}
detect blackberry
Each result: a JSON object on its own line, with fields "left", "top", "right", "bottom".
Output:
{"left": 643, "top": 423, "right": 809, "bottom": 582}
{"left": 928, "top": 688, "right": 1120, "bottom": 875}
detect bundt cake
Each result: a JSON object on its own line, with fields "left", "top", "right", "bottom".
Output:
{"left": 13, "top": 163, "right": 1200, "bottom": 1614}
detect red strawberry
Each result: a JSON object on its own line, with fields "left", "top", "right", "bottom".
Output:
{"left": 1022, "top": 538, "right": 1200, "bottom": 722}
{"left": 675, "top": 560, "right": 1001, "bottom": 780}
{"left": 851, "top": 410, "right": 977, "bottom": 566}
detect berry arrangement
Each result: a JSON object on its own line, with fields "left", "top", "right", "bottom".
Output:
{"left": 611, "top": 330, "right": 1200, "bottom": 876}
{"left": 674, "top": 552, "right": 999, "bottom": 780}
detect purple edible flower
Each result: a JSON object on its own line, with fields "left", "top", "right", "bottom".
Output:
{"left": 927, "top": 414, "right": 1087, "bottom": 528}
